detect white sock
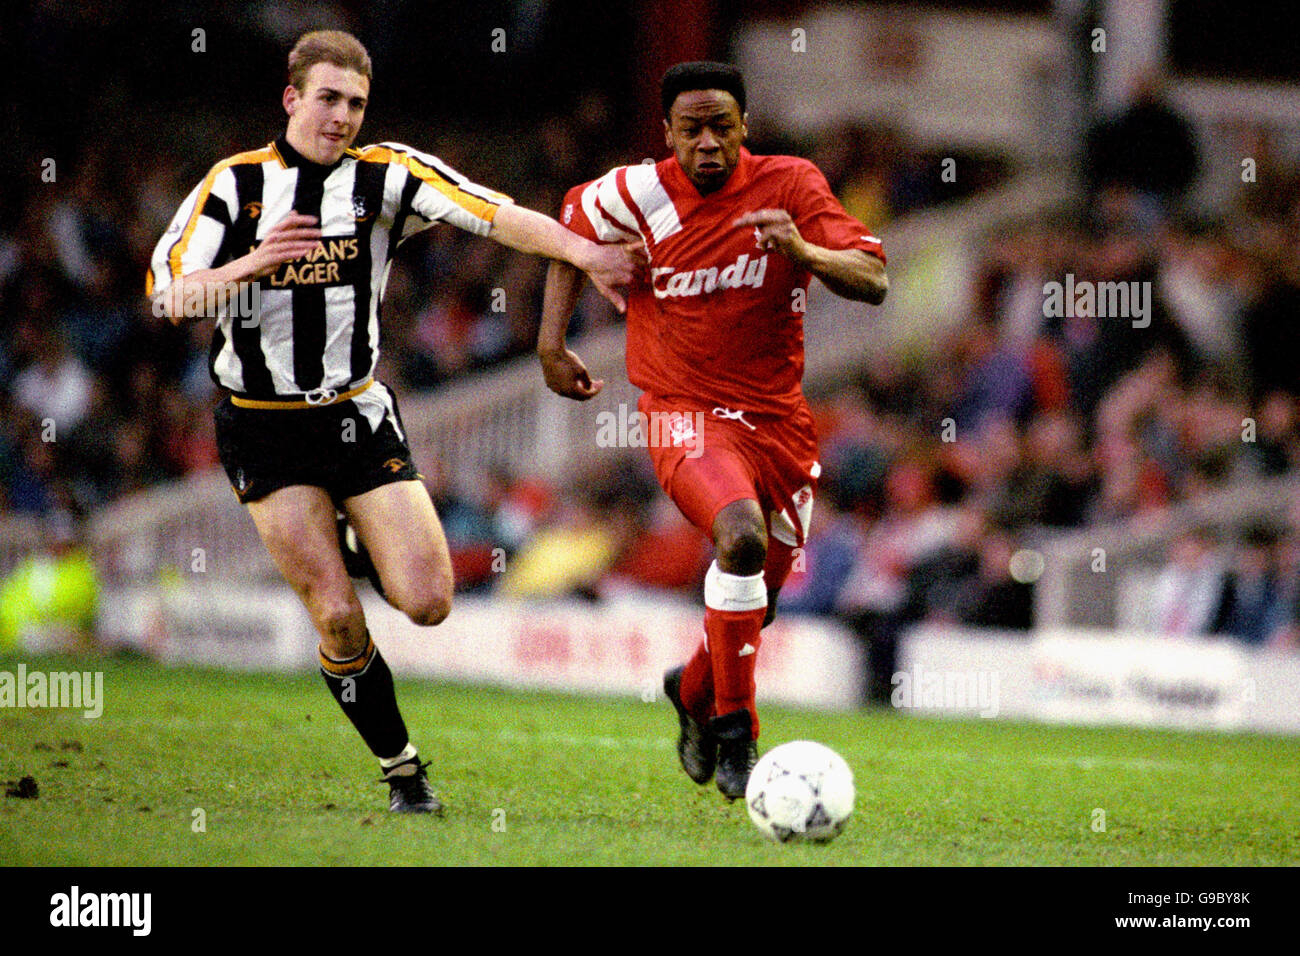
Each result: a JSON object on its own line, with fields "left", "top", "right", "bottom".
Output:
{"left": 703, "top": 561, "right": 767, "bottom": 612}
{"left": 379, "top": 742, "right": 418, "bottom": 770}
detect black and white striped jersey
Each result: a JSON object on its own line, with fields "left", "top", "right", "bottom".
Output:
{"left": 148, "top": 134, "right": 511, "bottom": 399}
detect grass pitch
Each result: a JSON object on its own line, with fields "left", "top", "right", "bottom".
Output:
{"left": 1, "top": 654, "right": 1297, "bottom": 866}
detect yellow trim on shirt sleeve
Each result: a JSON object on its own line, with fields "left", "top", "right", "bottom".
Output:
{"left": 167, "top": 146, "right": 275, "bottom": 280}
{"left": 356, "top": 145, "right": 510, "bottom": 224}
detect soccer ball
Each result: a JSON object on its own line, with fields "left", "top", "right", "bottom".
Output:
{"left": 745, "top": 741, "right": 855, "bottom": 843}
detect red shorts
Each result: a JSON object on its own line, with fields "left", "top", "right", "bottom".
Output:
{"left": 638, "top": 393, "right": 820, "bottom": 547}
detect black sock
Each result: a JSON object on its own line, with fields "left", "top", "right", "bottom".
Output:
{"left": 318, "top": 634, "right": 410, "bottom": 760}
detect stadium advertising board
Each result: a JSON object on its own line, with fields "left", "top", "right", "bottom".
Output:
{"left": 898, "top": 627, "right": 1300, "bottom": 734}
{"left": 98, "top": 586, "right": 865, "bottom": 709}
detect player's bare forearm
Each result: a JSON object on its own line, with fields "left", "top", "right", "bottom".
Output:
{"left": 537, "top": 260, "right": 603, "bottom": 400}
{"left": 490, "top": 204, "right": 641, "bottom": 313}
{"left": 491, "top": 202, "right": 579, "bottom": 260}
{"left": 799, "top": 246, "right": 888, "bottom": 305}
{"left": 490, "top": 203, "right": 592, "bottom": 269}
{"left": 538, "top": 260, "right": 584, "bottom": 356}
{"left": 153, "top": 255, "right": 264, "bottom": 326}
{"left": 152, "top": 210, "right": 322, "bottom": 325}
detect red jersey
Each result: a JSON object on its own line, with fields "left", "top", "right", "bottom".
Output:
{"left": 560, "top": 148, "right": 884, "bottom": 417}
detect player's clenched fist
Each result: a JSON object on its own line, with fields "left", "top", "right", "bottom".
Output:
{"left": 538, "top": 346, "right": 604, "bottom": 401}
{"left": 246, "top": 211, "right": 323, "bottom": 278}
{"left": 733, "top": 209, "right": 808, "bottom": 263}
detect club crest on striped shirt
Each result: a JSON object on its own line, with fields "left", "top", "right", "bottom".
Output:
{"left": 352, "top": 196, "right": 372, "bottom": 222}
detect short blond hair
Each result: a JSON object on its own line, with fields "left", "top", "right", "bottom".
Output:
{"left": 288, "top": 30, "right": 372, "bottom": 90}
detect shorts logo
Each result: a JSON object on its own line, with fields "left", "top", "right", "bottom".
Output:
{"left": 383, "top": 458, "right": 406, "bottom": 474}
{"left": 712, "top": 407, "right": 756, "bottom": 431}
{"left": 668, "top": 416, "right": 697, "bottom": 448}
{"left": 243, "top": 201, "right": 262, "bottom": 219}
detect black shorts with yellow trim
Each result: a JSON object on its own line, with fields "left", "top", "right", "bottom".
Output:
{"left": 213, "top": 386, "right": 421, "bottom": 505}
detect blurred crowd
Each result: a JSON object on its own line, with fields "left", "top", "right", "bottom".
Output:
{"left": 1144, "top": 520, "right": 1300, "bottom": 648}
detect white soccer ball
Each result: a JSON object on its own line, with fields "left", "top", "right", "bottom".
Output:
{"left": 745, "top": 740, "right": 855, "bottom": 843}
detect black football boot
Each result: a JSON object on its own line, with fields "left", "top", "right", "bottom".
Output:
{"left": 710, "top": 709, "right": 758, "bottom": 801}
{"left": 381, "top": 758, "right": 444, "bottom": 815}
{"left": 663, "top": 666, "right": 717, "bottom": 784}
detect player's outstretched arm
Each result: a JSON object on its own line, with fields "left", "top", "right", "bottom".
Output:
{"left": 489, "top": 203, "right": 643, "bottom": 313}
{"left": 536, "top": 260, "right": 603, "bottom": 401}
{"left": 152, "top": 212, "right": 322, "bottom": 325}
{"left": 734, "top": 210, "right": 888, "bottom": 305}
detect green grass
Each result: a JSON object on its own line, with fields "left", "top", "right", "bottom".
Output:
{"left": 1, "top": 654, "right": 1297, "bottom": 866}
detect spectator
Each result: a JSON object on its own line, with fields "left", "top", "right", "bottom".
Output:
{"left": 836, "top": 462, "right": 954, "bottom": 704}
{"left": 776, "top": 475, "right": 864, "bottom": 616}
{"left": 499, "top": 458, "right": 653, "bottom": 600}
{"left": 10, "top": 328, "right": 93, "bottom": 432}
{"left": 1217, "top": 523, "right": 1282, "bottom": 645}
{"left": 1083, "top": 71, "right": 1199, "bottom": 209}
{"left": 1145, "top": 526, "right": 1229, "bottom": 637}
{"left": 603, "top": 498, "right": 711, "bottom": 596}
{"left": 942, "top": 527, "right": 1034, "bottom": 630}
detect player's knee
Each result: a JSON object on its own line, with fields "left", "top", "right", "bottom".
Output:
{"left": 401, "top": 583, "right": 453, "bottom": 627}
{"left": 312, "top": 594, "right": 367, "bottom": 654}
{"left": 715, "top": 524, "right": 767, "bottom": 576}
{"left": 405, "top": 597, "right": 451, "bottom": 627}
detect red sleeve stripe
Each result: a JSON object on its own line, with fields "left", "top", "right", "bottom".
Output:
{"left": 593, "top": 194, "right": 640, "bottom": 239}
{"left": 614, "top": 167, "right": 655, "bottom": 243}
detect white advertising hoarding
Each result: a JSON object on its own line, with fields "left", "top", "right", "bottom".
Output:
{"left": 898, "top": 626, "right": 1300, "bottom": 734}
{"left": 98, "top": 585, "right": 866, "bottom": 710}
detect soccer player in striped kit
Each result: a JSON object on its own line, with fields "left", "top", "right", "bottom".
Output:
{"left": 539, "top": 62, "right": 888, "bottom": 799}
{"left": 148, "top": 31, "right": 640, "bottom": 813}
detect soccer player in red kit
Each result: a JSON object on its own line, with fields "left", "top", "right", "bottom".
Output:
{"left": 538, "top": 62, "right": 888, "bottom": 798}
